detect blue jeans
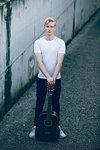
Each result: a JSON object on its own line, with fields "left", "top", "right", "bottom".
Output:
{"left": 34, "top": 77, "right": 61, "bottom": 126}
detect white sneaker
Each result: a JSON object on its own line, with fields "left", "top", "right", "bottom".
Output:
{"left": 29, "top": 126, "right": 36, "bottom": 138}
{"left": 59, "top": 126, "right": 66, "bottom": 139}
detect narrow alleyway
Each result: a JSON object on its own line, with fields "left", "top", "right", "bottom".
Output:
{"left": 0, "top": 10, "right": 100, "bottom": 150}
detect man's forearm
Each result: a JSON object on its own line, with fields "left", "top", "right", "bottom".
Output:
{"left": 37, "top": 62, "right": 50, "bottom": 79}
{"left": 52, "top": 53, "right": 64, "bottom": 82}
{"left": 52, "top": 63, "right": 62, "bottom": 81}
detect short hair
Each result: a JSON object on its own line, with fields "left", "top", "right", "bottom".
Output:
{"left": 44, "top": 17, "right": 56, "bottom": 27}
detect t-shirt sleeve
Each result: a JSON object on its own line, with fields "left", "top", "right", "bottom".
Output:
{"left": 58, "top": 40, "right": 66, "bottom": 54}
{"left": 34, "top": 40, "right": 41, "bottom": 53}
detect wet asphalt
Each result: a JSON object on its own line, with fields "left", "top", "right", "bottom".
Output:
{"left": 0, "top": 10, "right": 100, "bottom": 150}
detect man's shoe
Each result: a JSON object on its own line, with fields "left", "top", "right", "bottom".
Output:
{"left": 29, "top": 126, "right": 66, "bottom": 139}
{"left": 29, "top": 126, "right": 36, "bottom": 138}
{"left": 59, "top": 126, "right": 66, "bottom": 139}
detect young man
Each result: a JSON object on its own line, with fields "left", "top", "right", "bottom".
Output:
{"left": 29, "top": 17, "right": 66, "bottom": 138}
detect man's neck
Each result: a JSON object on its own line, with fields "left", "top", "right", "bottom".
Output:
{"left": 44, "top": 35, "right": 55, "bottom": 41}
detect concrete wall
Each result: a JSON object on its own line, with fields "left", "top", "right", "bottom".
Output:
{"left": 0, "top": 0, "right": 100, "bottom": 117}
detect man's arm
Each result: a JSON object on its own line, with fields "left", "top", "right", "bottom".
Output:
{"left": 34, "top": 53, "right": 54, "bottom": 84}
{"left": 52, "top": 53, "right": 65, "bottom": 83}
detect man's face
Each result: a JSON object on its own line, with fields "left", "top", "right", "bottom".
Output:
{"left": 44, "top": 22, "right": 56, "bottom": 36}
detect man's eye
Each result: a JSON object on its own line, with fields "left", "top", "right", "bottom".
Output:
{"left": 51, "top": 26, "right": 54, "bottom": 28}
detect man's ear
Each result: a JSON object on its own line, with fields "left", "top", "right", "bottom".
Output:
{"left": 44, "top": 26, "right": 46, "bottom": 30}
{"left": 54, "top": 26, "right": 56, "bottom": 31}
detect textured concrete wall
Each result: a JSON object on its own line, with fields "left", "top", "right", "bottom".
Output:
{"left": 0, "top": 4, "right": 7, "bottom": 114}
{"left": 74, "top": 0, "right": 100, "bottom": 34}
{"left": 0, "top": 0, "right": 100, "bottom": 117}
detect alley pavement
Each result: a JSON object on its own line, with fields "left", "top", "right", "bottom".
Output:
{"left": 0, "top": 10, "right": 100, "bottom": 150}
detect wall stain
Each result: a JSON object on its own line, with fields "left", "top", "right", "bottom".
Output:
{"left": 72, "top": 0, "right": 76, "bottom": 37}
{"left": 4, "top": 1, "right": 12, "bottom": 112}
{"left": 28, "top": 56, "right": 34, "bottom": 80}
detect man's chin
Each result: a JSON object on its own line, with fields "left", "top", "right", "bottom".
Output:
{"left": 47, "top": 33, "right": 52, "bottom": 36}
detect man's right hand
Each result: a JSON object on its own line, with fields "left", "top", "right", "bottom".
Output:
{"left": 47, "top": 76, "right": 55, "bottom": 85}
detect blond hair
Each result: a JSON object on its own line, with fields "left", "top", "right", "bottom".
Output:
{"left": 44, "top": 17, "right": 56, "bottom": 27}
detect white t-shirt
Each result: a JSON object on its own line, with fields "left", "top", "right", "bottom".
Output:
{"left": 34, "top": 36, "right": 66, "bottom": 79}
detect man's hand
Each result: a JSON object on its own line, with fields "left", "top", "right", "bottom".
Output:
{"left": 47, "top": 76, "right": 55, "bottom": 85}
